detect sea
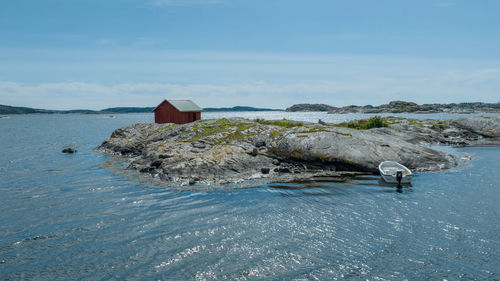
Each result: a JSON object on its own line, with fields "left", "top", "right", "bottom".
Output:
{"left": 1, "top": 112, "right": 499, "bottom": 280}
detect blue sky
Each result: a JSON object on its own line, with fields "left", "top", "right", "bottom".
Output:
{"left": 0, "top": 0, "right": 499, "bottom": 109}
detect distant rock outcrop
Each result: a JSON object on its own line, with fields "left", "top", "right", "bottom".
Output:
{"left": 284, "top": 101, "right": 500, "bottom": 114}
{"left": 285, "top": 104, "right": 337, "bottom": 112}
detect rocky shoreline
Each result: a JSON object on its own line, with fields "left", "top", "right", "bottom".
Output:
{"left": 97, "top": 116, "right": 500, "bottom": 187}
{"left": 286, "top": 101, "right": 500, "bottom": 113}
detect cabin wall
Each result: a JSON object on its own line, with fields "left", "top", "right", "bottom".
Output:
{"left": 154, "top": 101, "right": 201, "bottom": 124}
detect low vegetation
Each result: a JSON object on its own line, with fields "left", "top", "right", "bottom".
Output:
{"left": 336, "top": 116, "right": 390, "bottom": 130}
{"left": 189, "top": 119, "right": 258, "bottom": 144}
{"left": 254, "top": 118, "right": 304, "bottom": 128}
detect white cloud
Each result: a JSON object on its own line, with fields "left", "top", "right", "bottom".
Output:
{"left": 1, "top": 72, "right": 499, "bottom": 110}
{"left": 1, "top": 50, "right": 499, "bottom": 110}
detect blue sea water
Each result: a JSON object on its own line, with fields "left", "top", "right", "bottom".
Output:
{"left": 0, "top": 112, "right": 499, "bottom": 280}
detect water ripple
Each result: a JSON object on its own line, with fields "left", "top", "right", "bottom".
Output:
{"left": 1, "top": 114, "right": 500, "bottom": 280}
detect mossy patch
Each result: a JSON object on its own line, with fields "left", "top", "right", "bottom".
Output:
{"left": 188, "top": 119, "right": 257, "bottom": 144}
{"left": 254, "top": 118, "right": 304, "bottom": 128}
{"left": 269, "top": 128, "right": 287, "bottom": 139}
{"left": 408, "top": 119, "right": 425, "bottom": 127}
{"left": 270, "top": 131, "right": 281, "bottom": 138}
{"left": 333, "top": 131, "right": 353, "bottom": 137}
{"left": 298, "top": 127, "right": 328, "bottom": 134}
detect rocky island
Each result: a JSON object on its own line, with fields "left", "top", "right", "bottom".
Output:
{"left": 97, "top": 116, "right": 500, "bottom": 187}
{"left": 286, "top": 101, "right": 500, "bottom": 113}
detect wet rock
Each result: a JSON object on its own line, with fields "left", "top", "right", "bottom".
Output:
{"left": 274, "top": 167, "right": 291, "bottom": 173}
{"left": 261, "top": 167, "right": 270, "bottom": 174}
{"left": 150, "top": 159, "right": 162, "bottom": 168}
{"left": 139, "top": 166, "right": 154, "bottom": 173}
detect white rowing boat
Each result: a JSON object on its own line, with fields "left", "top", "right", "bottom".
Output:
{"left": 378, "top": 161, "right": 412, "bottom": 185}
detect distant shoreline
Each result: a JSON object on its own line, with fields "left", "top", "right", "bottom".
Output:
{"left": 2, "top": 101, "right": 500, "bottom": 115}
{"left": 286, "top": 101, "right": 500, "bottom": 114}
{"left": 0, "top": 104, "right": 283, "bottom": 115}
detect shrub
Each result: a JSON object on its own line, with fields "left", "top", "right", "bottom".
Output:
{"left": 338, "top": 116, "right": 389, "bottom": 130}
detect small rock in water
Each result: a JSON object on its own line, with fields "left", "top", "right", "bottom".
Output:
{"left": 62, "top": 148, "right": 77, "bottom": 154}
{"left": 189, "top": 178, "right": 197, "bottom": 185}
{"left": 261, "top": 167, "right": 270, "bottom": 174}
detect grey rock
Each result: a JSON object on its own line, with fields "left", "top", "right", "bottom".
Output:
{"left": 261, "top": 167, "right": 270, "bottom": 174}
{"left": 249, "top": 148, "right": 258, "bottom": 157}
{"left": 451, "top": 116, "right": 500, "bottom": 138}
{"left": 254, "top": 136, "right": 267, "bottom": 147}
{"left": 192, "top": 142, "right": 206, "bottom": 149}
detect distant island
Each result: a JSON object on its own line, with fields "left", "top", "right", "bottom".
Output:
{"left": 286, "top": 101, "right": 500, "bottom": 113}
{"left": 285, "top": 104, "right": 337, "bottom": 112}
{"left": 0, "top": 104, "right": 282, "bottom": 115}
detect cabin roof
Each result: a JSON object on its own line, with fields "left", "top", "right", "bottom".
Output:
{"left": 153, "top": 99, "right": 202, "bottom": 112}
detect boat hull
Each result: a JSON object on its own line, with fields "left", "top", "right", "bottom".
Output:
{"left": 378, "top": 161, "right": 413, "bottom": 184}
{"left": 380, "top": 174, "right": 412, "bottom": 184}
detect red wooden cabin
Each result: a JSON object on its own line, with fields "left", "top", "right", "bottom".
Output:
{"left": 153, "top": 99, "right": 202, "bottom": 124}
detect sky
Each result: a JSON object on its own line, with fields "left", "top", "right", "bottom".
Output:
{"left": 0, "top": 0, "right": 499, "bottom": 110}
